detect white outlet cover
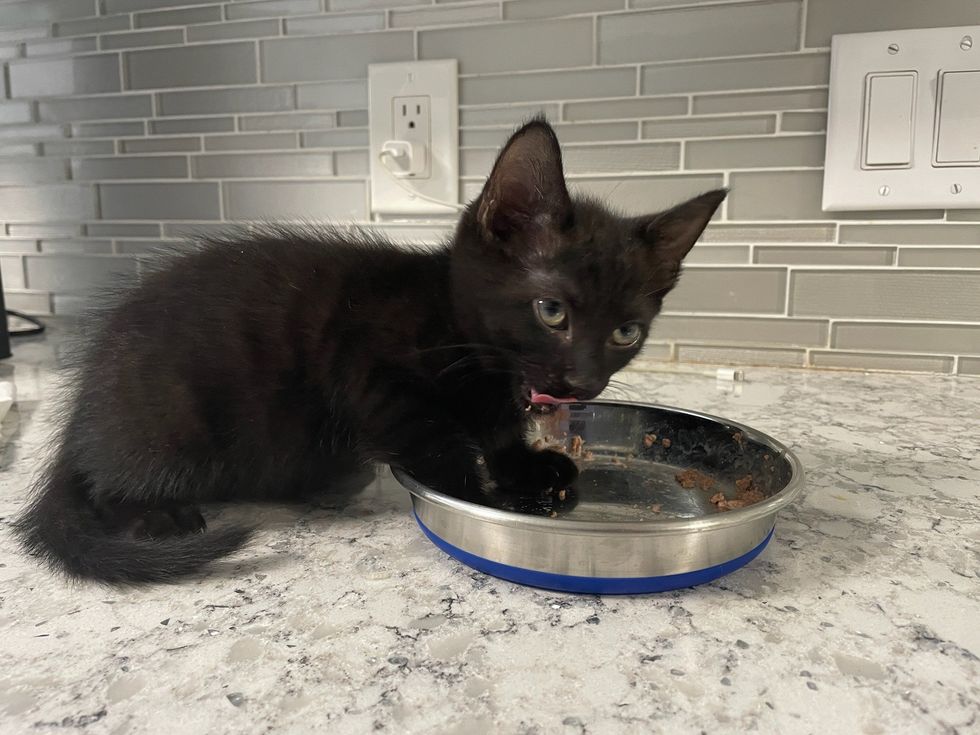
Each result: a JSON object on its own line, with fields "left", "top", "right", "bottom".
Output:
{"left": 369, "top": 60, "right": 459, "bottom": 217}
{"left": 823, "top": 25, "right": 980, "bottom": 210}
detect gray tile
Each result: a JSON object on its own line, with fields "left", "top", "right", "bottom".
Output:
{"left": 461, "top": 122, "right": 637, "bottom": 147}
{"left": 832, "top": 322, "right": 980, "bottom": 355}
{"left": 459, "top": 103, "right": 560, "bottom": 126}
{"left": 159, "top": 86, "right": 294, "bottom": 116}
{"left": 38, "top": 94, "right": 152, "bottom": 122}
{"left": 460, "top": 149, "right": 496, "bottom": 177}
{"left": 262, "top": 31, "right": 412, "bottom": 82}
{"left": 25, "top": 254, "right": 138, "bottom": 291}
{"left": 6, "top": 224, "right": 82, "bottom": 237}
{"left": 946, "top": 210, "right": 980, "bottom": 222}
{"left": 39, "top": 239, "right": 114, "bottom": 254}
{"left": 599, "top": 1, "right": 799, "bottom": 65}
{"left": 52, "top": 293, "right": 96, "bottom": 315}
{"left": 805, "top": 0, "right": 979, "bottom": 48}
{"left": 652, "top": 315, "right": 827, "bottom": 346}
{"left": 0, "top": 123, "right": 66, "bottom": 141}
{"left": 100, "top": 28, "right": 184, "bottom": 50}
{"left": 224, "top": 180, "right": 366, "bottom": 220}
{"left": 810, "top": 350, "right": 953, "bottom": 374}
{"left": 150, "top": 117, "right": 235, "bottom": 134}
{"left": 790, "top": 270, "right": 980, "bottom": 321}
{"left": 206, "top": 132, "right": 299, "bottom": 151}
{"left": 193, "top": 152, "right": 334, "bottom": 178}
{"left": 755, "top": 246, "right": 894, "bottom": 266}
{"left": 53, "top": 15, "right": 130, "bottom": 37}
{"left": 642, "top": 115, "right": 776, "bottom": 140}
{"left": 0, "top": 102, "right": 32, "bottom": 125}
{"left": 563, "top": 142, "right": 680, "bottom": 173}
{"left": 839, "top": 224, "right": 980, "bottom": 246}
{"left": 701, "top": 223, "right": 835, "bottom": 242}
{"left": 100, "top": 182, "right": 221, "bottom": 220}
{"left": 1, "top": 256, "right": 25, "bottom": 289}
{"left": 563, "top": 97, "right": 688, "bottom": 122}
{"left": 135, "top": 6, "right": 222, "bottom": 28}
{"left": 0, "top": 159, "right": 68, "bottom": 184}
{"left": 72, "top": 156, "right": 188, "bottom": 180}
{"left": 0, "top": 44, "right": 20, "bottom": 61}
{"left": 642, "top": 52, "right": 828, "bottom": 96}
{"left": 114, "top": 240, "right": 186, "bottom": 254}
{"left": 897, "top": 248, "right": 980, "bottom": 268}
{"left": 958, "top": 357, "right": 980, "bottom": 376}
{"left": 504, "top": 0, "right": 623, "bottom": 20}
{"left": 685, "top": 135, "right": 825, "bottom": 169}
{"left": 297, "top": 80, "right": 367, "bottom": 110}
{"left": 460, "top": 68, "right": 636, "bottom": 105}
{"left": 683, "top": 245, "right": 750, "bottom": 264}
{"left": 42, "top": 139, "right": 115, "bottom": 156}
{"left": 337, "top": 110, "right": 367, "bottom": 127}
{"left": 728, "top": 170, "right": 943, "bottom": 221}
{"left": 332, "top": 0, "right": 430, "bottom": 8}
{"left": 0, "top": 0, "right": 94, "bottom": 25}
{"left": 676, "top": 344, "right": 806, "bottom": 367}
{"left": 72, "top": 121, "right": 145, "bottom": 137}
{"left": 121, "top": 137, "right": 202, "bottom": 153}
{"left": 0, "top": 240, "right": 40, "bottom": 253}
{"left": 663, "top": 266, "right": 787, "bottom": 314}
{"left": 419, "top": 18, "right": 592, "bottom": 74}
{"left": 25, "top": 37, "right": 98, "bottom": 57}
{"left": 335, "top": 150, "right": 368, "bottom": 176}
{"left": 8, "top": 54, "right": 121, "bottom": 97}
{"left": 126, "top": 42, "right": 256, "bottom": 90}
{"left": 86, "top": 222, "right": 161, "bottom": 237}
{"left": 781, "top": 111, "right": 826, "bottom": 132}
{"left": 630, "top": 0, "right": 751, "bottom": 5}
{"left": 187, "top": 18, "right": 280, "bottom": 41}
{"left": 105, "top": 0, "right": 217, "bottom": 11}
{"left": 0, "top": 184, "right": 97, "bottom": 222}
{"left": 240, "top": 112, "right": 335, "bottom": 131}
{"left": 636, "top": 342, "right": 672, "bottom": 361}
{"left": 162, "top": 222, "right": 235, "bottom": 238}
{"left": 570, "top": 174, "right": 723, "bottom": 215}
{"left": 4, "top": 290, "right": 52, "bottom": 314}
{"left": 283, "top": 12, "right": 385, "bottom": 35}
{"left": 227, "top": 0, "right": 319, "bottom": 20}
{"left": 693, "top": 89, "right": 828, "bottom": 115}
{"left": 301, "top": 129, "right": 369, "bottom": 148}
{"left": 392, "top": 4, "right": 499, "bottom": 28}
{"left": 0, "top": 144, "right": 38, "bottom": 156}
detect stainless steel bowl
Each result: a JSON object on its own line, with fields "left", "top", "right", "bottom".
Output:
{"left": 393, "top": 401, "right": 804, "bottom": 594}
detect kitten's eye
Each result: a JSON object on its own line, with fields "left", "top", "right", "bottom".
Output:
{"left": 610, "top": 323, "right": 642, "bottom": 347}
{"left": 534, "top": 298, "right": 568, "bottom": 330}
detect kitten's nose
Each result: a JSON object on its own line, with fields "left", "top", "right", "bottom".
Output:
{"left": 566, "top": 376, "right": 607, "bottom": 400}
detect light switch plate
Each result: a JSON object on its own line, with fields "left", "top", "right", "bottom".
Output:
{"left": 368, "top": 60, "right": 458, "bottom": 217}
{"left": 823, "top": 25, "right": 980, "bottom": 210}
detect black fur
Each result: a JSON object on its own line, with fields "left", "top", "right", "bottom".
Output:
{"left": 15, "top": 119, "right": 725, "bottom": 585}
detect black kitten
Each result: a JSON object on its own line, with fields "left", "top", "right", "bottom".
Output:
{"left": 15, "top": 119, "right": 725, "bottom": 585}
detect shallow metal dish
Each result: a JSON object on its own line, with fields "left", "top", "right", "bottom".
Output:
{"left": 393, "top": 401, "right": 804, "bottom": 594}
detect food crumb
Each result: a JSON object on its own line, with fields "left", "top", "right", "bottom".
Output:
{"left": 569, "top": 434, "right": 585, "bottom": 458}
{"left": 549, "top": 511, "right": 558, "bottom": 518}
{"left": 643, "top": 433, "right": 656, "bottom": 448}
{"left": 711, "top": 474, "right": 766, "bottom": 511}
{"left": 557, "top": 489, "right": 567, "bottom": 501}
{"left": 675, "top": 468, "right": 716, "bottom": 491}
{"left": 649, "top": 503, "right": 662, "bottom": 513}
{"left": 583, "top": 450, "right": 594, "bottom": 461}
{"left": 661, "top": 438, "right": 672, "bottom": 449}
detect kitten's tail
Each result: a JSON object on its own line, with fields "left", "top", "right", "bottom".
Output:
{"left": 14, "top": 459, "right": 254, "bottom": 586}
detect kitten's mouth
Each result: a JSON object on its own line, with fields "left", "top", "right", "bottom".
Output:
{"left": 528, "top": 388, "right": 579, "bottom": 405}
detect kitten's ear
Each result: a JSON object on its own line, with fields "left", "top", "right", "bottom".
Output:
{"left": 636, "top": 189, "right": 728, "bottom": 263}
{"left": 476, "top": 119, "right": 572, "bottom": 241}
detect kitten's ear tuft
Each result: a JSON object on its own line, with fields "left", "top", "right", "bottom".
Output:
{"left": 637, "top": 188, "right": 728, "bottom": 263}
{"left": 476, "top": 118, "right": 572, "bottom": 242}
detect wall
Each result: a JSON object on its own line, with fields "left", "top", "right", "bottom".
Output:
{"left": 0, "top": 0, "right": 978, "bottom": 375}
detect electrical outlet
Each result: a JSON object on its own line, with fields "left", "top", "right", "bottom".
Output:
{"left": 369, "top": 60, "right": 458, "bottom": 217}
{"left": 391, "top": 95, "right": 430, "bottom": 178}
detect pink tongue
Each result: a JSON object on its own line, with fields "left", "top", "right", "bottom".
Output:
{"left": 530, "top": 389, "right": 578, "bottom": 405}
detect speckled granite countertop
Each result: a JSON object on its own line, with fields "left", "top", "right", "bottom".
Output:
{"left": 1, "top": 327, "right": 978, "bottom": 734}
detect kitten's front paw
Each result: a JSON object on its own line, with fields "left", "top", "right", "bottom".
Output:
{"left": 490, "top": 445, "right": 578, "bottom": 495}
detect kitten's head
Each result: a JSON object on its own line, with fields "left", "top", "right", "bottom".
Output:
{"left": 451, "top": 119, "right": 725, "bottom": 404}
